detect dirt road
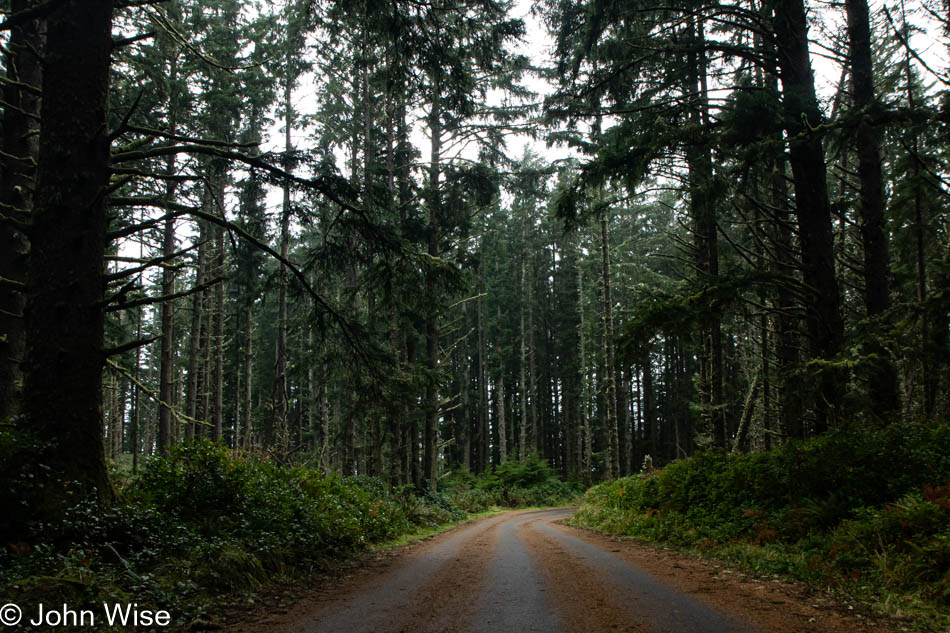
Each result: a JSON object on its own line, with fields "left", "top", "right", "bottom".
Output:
{"left": 223, "top": 509, "right": 900, "bottom": 633}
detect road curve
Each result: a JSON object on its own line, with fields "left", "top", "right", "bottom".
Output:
{"left": 225, "top": 509, "right": 896, "bottom": 633}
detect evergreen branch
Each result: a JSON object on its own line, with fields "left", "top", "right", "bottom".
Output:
{"left": 106, "top": 357, "right": 212, "bottom": 429}
{"left": 882, "top": 6, "right": 950, "bottom": 87}
{"left": 0, "top": 0, "right": 67, "bottom": 32}
{"left": 110, "top": 144, "right": 360, "bottom": 213}
{"left": 0, "top": 210, "right": 31, "bottom": 233}
{"left": 0, "top": 275, "right": 25, "bottom": 291}
{"left": 103, "top": 336, "right": 160, "bottom": 357}
{"left": 108, "top": 89, "right": 145, "bottom": 142}
{"left": 112, "top": 31, "right": 155, "bottom": 50}
{"left": 104, "top": 275, "right": 226, "bottom": 312}
{"left": 110, "top": 166, "right": 199, "bottom": 182}
{"left": 0, "top": 97, "right": 41, "bottom": 121}
{"left": 116, "top": 0, "right": 171, "bottom": 7}
{"left": 143, "top": 5, "right": 260, "bottom": 73}
{"left": 187, "top": 207, "right": 371, "bottom": 365}
{"left": 0, "top": 74, "right": 41, "bottom": 96}
{"left": 122, "top": 124, "right": 257, "bottom": 148}
{"left": 106, "top": 206, "right": 193, "bottom": 241}
{"left": 108, "top": 194, "right": 372, "bottom": 368}
{"left": 104, "top": 242, "right": 201, "bottom": 282}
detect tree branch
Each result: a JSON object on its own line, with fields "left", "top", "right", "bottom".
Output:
{"left": 104, "top": 241, "right": 201, "bottom": 282}
{"left": 104, "top": 275, "right": 225, "bottom": 312}
{"left": 0, "top": 0, "right": 67, "bottom": 32}
{"left": 112, "top": 31, "right": 155, "bottom": 50}
{"left": 103, "top": 336, "right": 160, "bottom": 357}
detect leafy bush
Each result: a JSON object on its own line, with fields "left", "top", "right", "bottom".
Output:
{"left": 442, "top": 454, "right": 581, "bottom": 508}
{"left": 569, "top": 420, "right": 950, "bottom": 623}
{"left": 3, "top": 441, "right": 546, "bottom": 630}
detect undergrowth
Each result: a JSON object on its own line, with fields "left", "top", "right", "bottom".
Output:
{"left": 441, "top": 452, "right": 582, "bottom": 511}
{"left": 569, "top": 420, "right": 950, "bottom": 631}
{"left": 0, "top": 440, "right": 575, "bottom": 631}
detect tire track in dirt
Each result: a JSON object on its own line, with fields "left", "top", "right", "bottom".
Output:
{"left": 521, "top": 514, "right": 641, "bottom": 632}
{"left": 383, "top": 514, "right": 502, "bottom": 632}
{"left": 466, "top": 509, "right": 564, "bottom": 633}
{"left": 226, "top": 512, "right": 506, "bottom": 633}
{"left": 302, "top": 514, "right": 503, "bottom": 633}
{"left": 221, "top": 509, "right": 905, "bottom": 633}
{"left": 525, "top": 519, "right": 755, "bottom": 633}
{"left": 544, "top": 520, "right": 900, "bottom": 633}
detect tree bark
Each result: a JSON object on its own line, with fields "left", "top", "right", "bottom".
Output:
{"left": 424, "top": 86, "right": 442, "bottom": 489}
{"left": 578, "top": 262, "right": 591, "bottom": 486}
{"left": 599, "top": 216, "right": 619, "bottom": 477}
{"left": 496, "top": 370, "right": 507, "bottom": 464}
{"left": 684, "top": 12, "right": 725, "bottom": 448}
{"left": 772, "top": 0, "right": 845, "bottom": 432}
{"left": 519, "top": 214, "right": 529, "bottom": 462}
{"left": 23, "top": 0, "right": 115, "bottom": 516}
{"left": 185, "top": 219, "right": 208, "bottom": 440}
{"left": 844, "top": 0, "right": 898, "bottom": 416}
{"left": 212, "top": 221, "right": 225, "bottom": 442}
{"left": 157, "top": 44, "right": 181, "bottom": 453}
{"left": 0, "top": 0, "right": 43, "bottom": 419}
{"left": 478, "top": 286, "right": 489, "bottom": 475}
{"left": 273, "top": 65, "right": 292, "bottom": 454}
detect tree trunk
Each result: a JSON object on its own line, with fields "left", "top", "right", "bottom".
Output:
{"left": 902, "top": 40, "right": 936, "bottom": 417}
{"left": 424, "top": 88, "right": 442, "bottom": 489}
{"left": 642, "top": 347, "right": 657, "bottom": 462}
{"left": 477, "top": 288, "right": 489, "bottom": 474}
{"left": 578, "top": 262, "right": 591, "bottom": 486}
{"left": 461, "top": 311, "right": 472, "bottom": 471}
{"left": 131, "top": 301, "right": 142, "bottom": 472}
{"left": 685, "top": 12, "right": 724, "bottom": 448}
{"left": 772, "top": 0, "right": 845, "bottom": 432}
{"left": 273, "top": 68, "right": 292, "bottom": 454}
{"left": 23, "top": 0, "right": 115, "bottom": 517}
{"left": 528, "top": 285, "right": 539, "bottom": 455}
{"left": 0, "top": 0, "right": 43, "bottom": 419}
{"left": 157, "top": 92, "right": 181, "bottom": 453}
{"left": 844, "top": 0, "right": 898, "bottom": 416}
{"left": 732, "top": 369, "right": 761, "bottom": 453}
{"left": 212, "top": 221, "right": 225, "bottom": 442}
{"left": 599, "top": 216, "right": 619, "bottom": 477}
{"left": 496, "top": 371, "right": 507, "bottom": 464}
{"left": 519, "top": 217, "right": 529, "bottom": 461}
{"left": 185, "top": 217, "right": 207, "bottom": 440}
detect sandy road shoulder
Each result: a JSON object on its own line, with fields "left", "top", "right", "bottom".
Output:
{"left": 545, "top": 520, "right": 904, "bottom": 633}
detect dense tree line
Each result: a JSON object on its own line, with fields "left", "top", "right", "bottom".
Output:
{"left": 1, "top": 0, "right": 948, "bottom": 528}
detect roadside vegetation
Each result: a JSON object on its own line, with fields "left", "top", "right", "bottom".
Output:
{"left": 569, "top": 421, "right": 950, "bottom": 631}
{"left": 0, "top": 438, "right": 578, "bottom": 631}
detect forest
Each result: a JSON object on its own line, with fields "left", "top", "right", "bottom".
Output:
{"left": 0, "top": 0, "right": 949, "bottom": 630}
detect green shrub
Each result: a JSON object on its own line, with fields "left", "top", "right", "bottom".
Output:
{"left": 452, "top": 488, "right": 496, "bottom": 512}
{"left": 2, "top": 440, "right": 514, "bottom": 629}
{"left": 569, "top": 420, "right": 950, "bottom": 624}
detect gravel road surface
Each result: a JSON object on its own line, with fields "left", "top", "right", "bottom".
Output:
{"left": 223, "top": 508, "right": 901, "bottom": 633}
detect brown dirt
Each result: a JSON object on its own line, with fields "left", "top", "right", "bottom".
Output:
{"left": 217, "top": 512, "right": 507, "bottom": 633}
{"left": 551, "top": 521, "right": 906, "bottom": 633}
{"left": 214, "top": 509, "right": 912, "bottom": 633}
{"left": 520, "top": 516, "right": 647, "bottom": 632}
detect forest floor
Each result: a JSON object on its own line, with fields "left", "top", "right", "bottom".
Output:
{"left": 215, "top": 508, "right": 911, "bottom": 633}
